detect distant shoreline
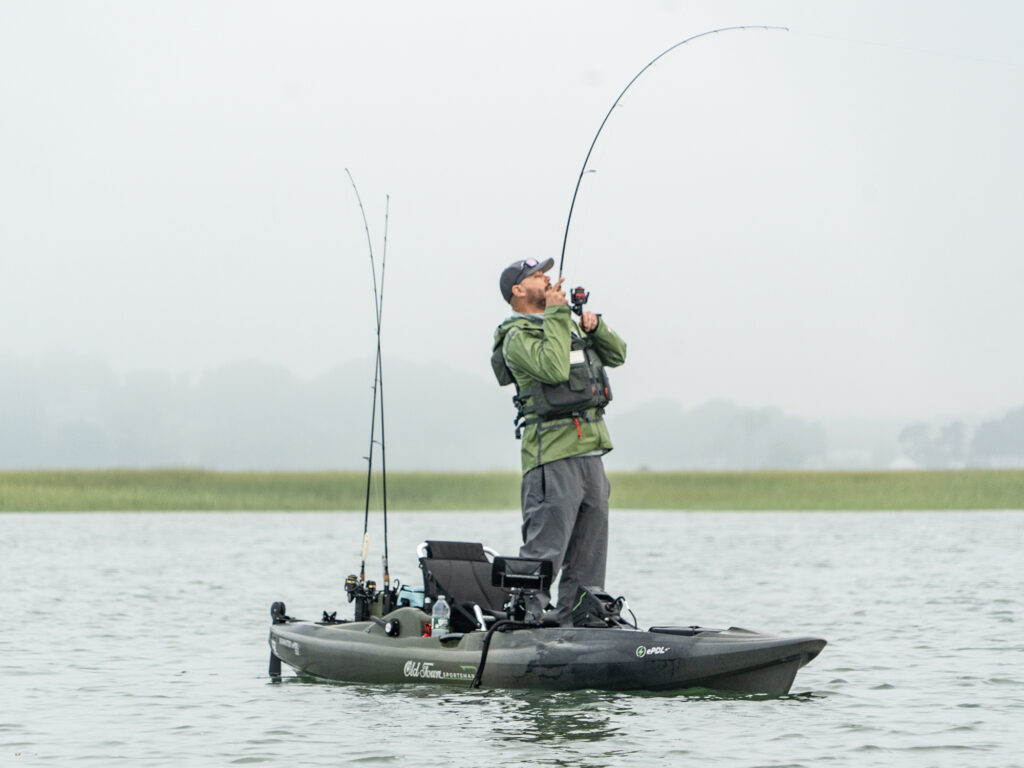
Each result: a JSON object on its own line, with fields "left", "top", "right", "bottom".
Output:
{"left": 1, "top": 469, "right": 1021, "bottom": 512}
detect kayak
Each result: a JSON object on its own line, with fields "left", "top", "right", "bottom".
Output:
{"left": 267, "top": 540, "right": 825, "bottom": 695}
{"left": 268, "top": 611, "right": 824, "bottom": 694}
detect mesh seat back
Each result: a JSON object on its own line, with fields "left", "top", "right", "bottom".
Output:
{"left": 424, "top": 540, "right": 487, "bottom": 560}
{"left": 419, "top": 540, "right": 508, "bottom": 612}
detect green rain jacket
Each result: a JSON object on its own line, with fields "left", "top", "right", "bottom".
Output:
{"left": 492, "top": 304, "right": 627, "bottom": 474}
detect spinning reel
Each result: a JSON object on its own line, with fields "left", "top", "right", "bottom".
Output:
{"left": 569, "top": 286, "right": 589, "bottom": 316}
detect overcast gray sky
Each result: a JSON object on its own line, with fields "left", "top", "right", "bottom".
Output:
{"left": 3, "top": 1, "right": 1022, "bottom": 424}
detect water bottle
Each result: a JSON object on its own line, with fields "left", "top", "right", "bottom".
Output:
{"left": 432, "top": 594, "right": 450, "bottom": 636}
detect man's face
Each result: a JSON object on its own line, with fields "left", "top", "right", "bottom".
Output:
{"left": 516, "top": 269, "right": 550, "bottom": 306}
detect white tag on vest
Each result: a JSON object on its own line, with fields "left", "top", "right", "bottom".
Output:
{"left": 569, "top": 350, "right": 585, "bottom": 365}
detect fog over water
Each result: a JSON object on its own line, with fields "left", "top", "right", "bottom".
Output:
{"left": 2, "top": 2, "right": 1023, "bottom": 468}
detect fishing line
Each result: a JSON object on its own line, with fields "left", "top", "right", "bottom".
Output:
{"left": 558, "top": 25, "right": 788, "bottom": 279}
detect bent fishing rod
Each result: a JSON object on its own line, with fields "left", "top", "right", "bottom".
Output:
{"left": 557, "top": 25, "right": 788, "bottom": 280}
{"left": 344, "top": 169, "right": 391, "bottom": 595}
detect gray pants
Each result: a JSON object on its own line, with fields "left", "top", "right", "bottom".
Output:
{"left": 520, "top": 454, "right": 610, "bottom": 623}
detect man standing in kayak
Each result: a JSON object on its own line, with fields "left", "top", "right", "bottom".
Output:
{"left": 491, "top": 257, "right": 627, "bottom": 625}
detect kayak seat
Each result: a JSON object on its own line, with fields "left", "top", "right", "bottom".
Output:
{"left": 419, "top": 541, "right": 510, "bottom": 623}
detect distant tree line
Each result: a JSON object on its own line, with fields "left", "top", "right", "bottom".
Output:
{"left": 2, "top": 354, "right": 1022, "bottom": 471}
{"left": 0, "top": 355, "right": 513, "bottom": 470}
{"left": 604, "top": 399, "right": 828, "bottom": 470}
{"left": 898, "top": 407, "right": 1024, "bottom": 468}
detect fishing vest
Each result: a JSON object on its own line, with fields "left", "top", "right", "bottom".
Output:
{"left": 491, "top": 323, "right": 613, "bottom": 438}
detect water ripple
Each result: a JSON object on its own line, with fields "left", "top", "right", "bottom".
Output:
{"left": 2, "top": 510, "right": 1023, "bottom": 767}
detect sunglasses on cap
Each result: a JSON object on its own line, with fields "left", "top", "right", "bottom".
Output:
{"left": 513, "top": 259, "right": 540, "bottom": 284}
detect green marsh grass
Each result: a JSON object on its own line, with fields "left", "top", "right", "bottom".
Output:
{"left": 1, "top": 469, "right": 1021, "bottom": 511}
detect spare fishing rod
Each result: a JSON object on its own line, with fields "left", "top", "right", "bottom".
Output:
{"left": 557, "top": 25, "right": 789, "bottom": 286}
{"left": 343, "top": 169, "right": 396, "bottom": 618}
{"left": 377, "top": 195, "right": 391, "bottom": 605}
{"left": 345, "top": 168, "right": 378, "bottom": 587}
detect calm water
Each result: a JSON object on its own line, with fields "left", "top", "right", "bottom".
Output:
{"left": 2, "top": 510, "right": 1022, "bottom": 767}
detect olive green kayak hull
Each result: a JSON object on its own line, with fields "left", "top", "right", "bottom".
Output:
{"left": 268, "top": 607, "right": 825, "bottom": 695}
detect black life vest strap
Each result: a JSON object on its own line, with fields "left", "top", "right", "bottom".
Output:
{"left": 526, "top": 409, "right": 605, "bottom": 430}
